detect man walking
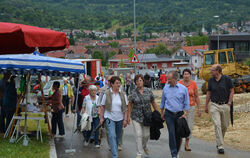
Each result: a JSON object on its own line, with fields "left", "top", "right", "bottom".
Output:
{"left": 60, "top": 78, "right": 74, "bottom": 117}
{"left": 160, "top": 71, "right": 190, "bottom": 158}
{"left": 149, "top": 67, "right": 155, "bottom": 89}
{"left": 205, "top": 64, "right": 234, "bottom": 154}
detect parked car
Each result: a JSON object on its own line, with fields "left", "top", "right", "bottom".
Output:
{"left": 37, "top": 80, "right": 64, "bottom": 105}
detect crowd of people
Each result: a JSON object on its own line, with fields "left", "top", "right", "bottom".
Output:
{"left": 0, "top": 64, "right": 234, "bottom": 158}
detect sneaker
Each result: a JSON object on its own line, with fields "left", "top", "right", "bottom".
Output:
{"left": 56, "top": 135, "right": 65, "bottom": 138}
{"left": 136, "top": 154, "right": 142, "bottom": 158}
{"left": 84, "top": 141, "right": 89, "bottom": 146}
{"left": 95, "top": 144, "right": 100, "bottom": 148}
{"left": 66, "top": 114, "right": 69, "bottom": 117}
{"left": 218, "top": 148, "right": 225, "bottom": 154}
{"left": 144, "top": 148, "right": 150, "bottom": 156}
{"left": 118, "top": 145, "right": 122, "bottom": 151}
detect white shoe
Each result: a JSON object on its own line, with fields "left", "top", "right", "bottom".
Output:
{"left": 66, "top": 114, "right": 69, "bottom": 117}
{"left": 55, "top": 135, "right": 65, "bottom": 138}
{"left": 136, "top": 154, "right": 142, "bottom": 158}
{"left": 95, "top": 144, "right": 100, "bottom": 148}
{"left": 84, "top": 141, "right": 89, "bottom": 146}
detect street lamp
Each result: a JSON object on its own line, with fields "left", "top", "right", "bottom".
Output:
{"left": 133, "top": 0, "right": 136, "bottom": 72}
{"left": 214, "top": 15, "right": 220, "bottom": 50}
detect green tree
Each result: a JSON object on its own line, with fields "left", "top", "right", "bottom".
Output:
{"left": 244, "top": 58, "right": 250, "bottom": 66}
{"left": 186, "top": 35, "right": 209, "bottom": 46}
{"left": 92, "top": 51, "right": 106, "bottom": 66}
{"left": 128, "top": 49, "right": 134, "bottom": 59}
{"left": 146, "top": 43, "right": 170, "bottom": 55}
{"left": 109, "top": 51, "right": 117, "bottom": 58}
{"left": 109, "top": 42, "right": 119, "bottom": 48}
{"left": 116, "top": 28, "right": 121, "bottom": 39}
{"left": 85, "top": 45, "right": 95, "bottom": 49}
{"left": 120, "top": 59, "right": 126, "bottom": 68}
{"left": 69, "top": 32, "right": 75, "bottom": 45}
{"left": 118, "top": 49, "right": 122, "bottom": 54}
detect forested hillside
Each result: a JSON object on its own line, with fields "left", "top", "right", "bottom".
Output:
{"left": 0, "top": 0, "right": 249, "bottom": 32}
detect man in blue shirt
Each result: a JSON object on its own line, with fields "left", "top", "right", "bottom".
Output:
{"left": 160, "top": 71, "right": 190, "bottom": 158}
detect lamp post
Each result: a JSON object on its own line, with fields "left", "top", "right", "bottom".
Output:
{"left": 189, "top": 34, "right": 193, "bottom": 68}
{"left": 133, "top": 0, "right": 137, "bottom": 72}
{"left": 214, "top": 15, "right": 220, "bottom": 50}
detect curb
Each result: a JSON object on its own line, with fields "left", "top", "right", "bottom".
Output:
{"left": 50, "top": 139, "right": 57, "bottom": 158}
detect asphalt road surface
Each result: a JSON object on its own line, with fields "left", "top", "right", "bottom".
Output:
{"left": 55, "top": 114, "right": 249, "bottom": 158}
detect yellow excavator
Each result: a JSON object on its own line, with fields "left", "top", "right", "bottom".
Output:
{"left": 200, "top": 48, "right": 250, "bottom": 94}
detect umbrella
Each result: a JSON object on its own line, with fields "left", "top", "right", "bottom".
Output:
{"left": 0, "top": 51, "right": 84, "bottom": 76}
{"left": 0, "top": 22, "right": 69, "bottom": 54}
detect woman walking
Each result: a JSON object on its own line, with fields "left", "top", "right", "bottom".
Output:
{"left": 82, "top": 85, "right": 100, "bottom": 148}
{"left": 100, "top": 76, "right": 128, "bottom": 158}
{"left": 48, "top": 81, "right": 65, "bottom": 137}
{"left": 178, "top": 69, "right": 201, "bottom": 151}
{"left": 128, "top": 74, "right": 158, "bottom": 158}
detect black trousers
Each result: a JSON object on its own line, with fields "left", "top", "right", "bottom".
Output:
{"left": 0, "top": 107, "right": 15, "bottom": 133}
{"left": 126, "top": 85, "right": 130, "bottom": 96}
{"left": 51, "top": 110, "right": 65, "bottom": 135}
{"left": 62, "top": 96, "right": 69, "bottom": 114}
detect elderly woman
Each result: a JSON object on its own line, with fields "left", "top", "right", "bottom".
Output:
{"left": 100, "top": 76, "right": 128, "bottom": 158}
{"left": 82, "top": 85, "right": 100, "bottom": 148}
{"left": 178, "top": 69, "right": 201, "bottom": 151}
{"left": 128, "top": 74, "right": 158, "bottom": 158}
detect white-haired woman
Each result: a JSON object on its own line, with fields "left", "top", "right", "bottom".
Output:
{"left": 82, "top": 85, "right": 100, "bottom": 148}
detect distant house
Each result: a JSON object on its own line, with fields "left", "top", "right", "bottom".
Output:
{"left": 137, "top": 54, "right": 181, "bottom": 69}
{"left": 47, "top": 51, "right": 66, "bottom": 58}
{"left": 172, "top": 45, "right": 209, "bottom": 68}
{"left": 109, "top": 54, "right": 130, "bottom": 68}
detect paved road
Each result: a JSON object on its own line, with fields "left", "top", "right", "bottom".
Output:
{"left": 55, "top": 114, "right": 249, "bottom": 158}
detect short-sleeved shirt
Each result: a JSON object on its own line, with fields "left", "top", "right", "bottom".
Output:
{"left": 179, "top": 80, "right": 198, "bottom": 106}
{"left": 208, "top": 75, "right": 233, "bottom": 103}
{"left": 101, "top": 89, "right": 128, "bottom": 121}
{"left": 83, "top": 95, "right": 99, "bottom": 118}
{"left": 128, "top": 87, "right": 154, "bottom": 123}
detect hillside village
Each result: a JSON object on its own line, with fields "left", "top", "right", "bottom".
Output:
{"left": 46, "top": 20, "right": 250, "bottom": 71}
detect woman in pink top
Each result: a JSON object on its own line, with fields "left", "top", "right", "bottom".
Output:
{"left": 179, "top": 69, "right": 201, "bottom": 151}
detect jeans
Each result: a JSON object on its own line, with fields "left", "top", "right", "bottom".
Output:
{"left": 51, "top": 110, "right": 65, "bottom": 135}
{"left": 106, "top": 119, "right": 123, "bottom": 158}
{"left": 0, "top": 107, "right": 15, "bottom": 133}
{"left": 83, "top": 117, "right": 100, "bottom": 145}
{"left": 164, "top": 110, "right": 184, "bottom": 158}
{"left": 62, "top": 96, "right": 69, "bottom": 114}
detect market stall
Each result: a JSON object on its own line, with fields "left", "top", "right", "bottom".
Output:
{"left": 0, "top": 51, "right": 84, "bottom": 145}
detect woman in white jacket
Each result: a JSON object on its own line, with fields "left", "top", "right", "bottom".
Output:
{"left": 82, "top": 85, "right": 100, "bottom": 148}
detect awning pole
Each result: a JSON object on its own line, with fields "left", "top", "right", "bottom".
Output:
{"left": 65, "top": 74, "right": 80, "bottom": 153}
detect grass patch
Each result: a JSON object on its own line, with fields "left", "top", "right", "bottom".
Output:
{"left": 0, "top": 115, "right": 50, "bottom": 158}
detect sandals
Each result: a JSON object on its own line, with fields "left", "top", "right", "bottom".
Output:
{"left": 185, "top": 147, "right": 192, "bottom": 151}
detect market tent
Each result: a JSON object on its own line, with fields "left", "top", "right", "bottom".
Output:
{"left": 0, "top": 22, "right": 69, "bottom": 54}
{"left": 0, "top": 51, "right": 84, "bottom": 76}
{"left": 1, "top": 52, "right": 84, "bottom": 141}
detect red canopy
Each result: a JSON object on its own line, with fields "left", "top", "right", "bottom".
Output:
{"left": 0, "top": 22, "right": 70, "bottom": 54}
